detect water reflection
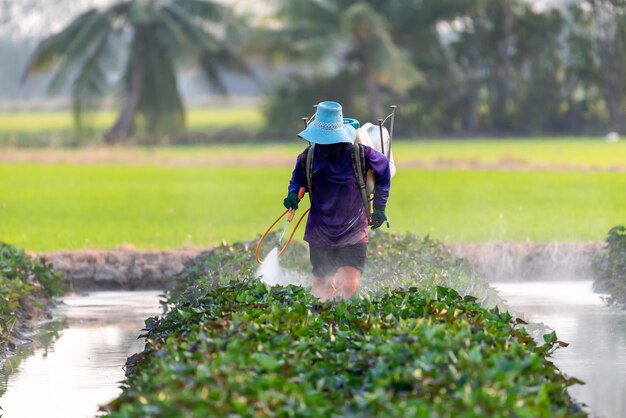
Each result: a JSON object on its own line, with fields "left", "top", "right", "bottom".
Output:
{"left": 0, "top": 291, "right": 162, "bottom": 418}
{"left": 0, "top": 320, "right": 66, "bottom": 397}
{"left": 493, "top": 281, "right": 626, "bottom": 418}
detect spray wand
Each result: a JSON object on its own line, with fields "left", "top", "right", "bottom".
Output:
{"left": 255, "top": 187, "right": 309, "bottom": 264}
{"left": 276, "top": 209, "right": 295, "bottom": 249}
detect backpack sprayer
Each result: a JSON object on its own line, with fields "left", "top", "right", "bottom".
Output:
{"left": 254, "top": 105, "right": 397, "bottom": 265}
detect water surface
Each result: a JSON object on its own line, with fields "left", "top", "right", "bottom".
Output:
{"left": 493, "top": 280, "right": 626, "bottom": 418}
{"left": 0, "top": 291, "right": 161, "bottom": 418}
{"left": 2, "top": 283, "right": 623, "bottom": 417}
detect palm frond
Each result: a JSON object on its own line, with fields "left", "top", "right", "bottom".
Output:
{"left": 254, "top": 0, "right": 342, "bottom": 62}
{"left": 161, "top": 3, "right": 220, "bottom": 53}
{"left": 162, "top": 3, "right": 253, "bottom": 93}
{"left": 174, "top": 0, "right": 225, "bottom": 22}
{"left": 21, "top": 9, "right": 102, "bottom": 82}
{"left": 279, "top": 0, "right": 339, "bottom": 26}
{"left": 47, "top": 10, "right": 114, "bottom": 94}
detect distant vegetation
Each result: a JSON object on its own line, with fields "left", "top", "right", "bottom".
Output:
{"left": 257, "top": 0, "right": 626, "bottom": 138}
{"left": 9, "top": 0, "right": 626, "bottom": 143}
{"left": 593, "top": 225, "right": 626, "bottom": 307}
{"left": 21, "top": 0, "right": 249, "bottom": 143}
{"left": 0, "top": 107, "right": 263, "bottom": 147}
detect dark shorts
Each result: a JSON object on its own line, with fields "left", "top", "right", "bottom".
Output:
{"left": 309, "top": 243, "right": 367, "bottom": 277}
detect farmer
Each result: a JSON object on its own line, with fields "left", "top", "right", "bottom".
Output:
{"left": 284, "top": 101, "right": 390, "bottom": 301}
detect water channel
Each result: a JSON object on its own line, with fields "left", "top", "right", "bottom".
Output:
{"left": 493, "top": 280, "right": 626, "bottom": 418}
{"left": 0, "top": 282, "right": 624, "bottom": 417}
{"left": 0, "top": 291, "right": 162, "bottom": 418}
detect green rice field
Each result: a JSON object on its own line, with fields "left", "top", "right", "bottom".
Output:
{"left": 0, "top": 107, "right": 264, "bottom": 146}
{"left": 392, "top": 138, "right": 626, "bottom": 168}
{"left": 0, "top": 108, "right": 264, "bottom": 133}
{"left": 0, "top": 160, "right": 624, "bottom": 251}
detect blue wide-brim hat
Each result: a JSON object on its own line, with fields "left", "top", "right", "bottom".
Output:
{"left": 298, "top": 101, "right": 356, "bottom": 144}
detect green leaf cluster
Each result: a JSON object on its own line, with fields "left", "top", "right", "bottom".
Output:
{"left": 0, "top": 242, "right": 65, "bottom": 350}
{"left": 593, "top": 225, "right": 626, "bottom": 306}
{"left": 169, "top": 232, "right": 500, "bottom": 309}
{"left": 104, "top": 279, "right": 584, "bottom": 417}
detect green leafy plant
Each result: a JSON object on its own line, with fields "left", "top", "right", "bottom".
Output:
{"left": 104, "top": 279, "right": 584, "bottom": 417}
{"left": 593, "top": 225, "right": 626, "bottom": 306}
{"left": 0, "top": 242, "right": 65, "bottom": 352}
{"left": 169, "top": 232, "right": 500, "bottom": 308}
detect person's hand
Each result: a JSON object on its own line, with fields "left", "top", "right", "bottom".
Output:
{"left": 283, "top": 193, "right": 300, "bottom": 210}
{"left": 370, "top": 207, "right": 388, "bottom": 229}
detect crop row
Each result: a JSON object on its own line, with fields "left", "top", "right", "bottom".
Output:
{"left": 104, "top": 234, "right": 584, "bottom": 417}
{"left": 0, "top": 242, "right": 64, "bottom": 358}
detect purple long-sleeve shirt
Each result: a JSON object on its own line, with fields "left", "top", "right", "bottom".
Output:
{"left": 288, "top": 143, "right": 390, "bottom": 246}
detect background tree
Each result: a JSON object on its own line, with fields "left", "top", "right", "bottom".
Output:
{"left": 259, "top": 0, "right": 421, "bottom": 121}
{"left": 560, "top": 3, "right": 605, "bottom": 133}
{"left": 22, "top": 0, "right": 249, "bottom": 143}
{"left": 585, "top": 0, "right": 626, "bottom": 131}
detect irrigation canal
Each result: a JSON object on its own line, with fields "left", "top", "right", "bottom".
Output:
{"left": 0, "top": 282, "right": 624, "bottom": 417}
{"left": 493, "top": 280, "right": 626, "bottom": 418}
{"left": 0, "top": 291, "right": 162, "bottom": 418}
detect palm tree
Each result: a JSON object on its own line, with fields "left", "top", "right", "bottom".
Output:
{"left": 263, "top": 0, "right": 421, "bottom": 120}
{"left": 22, "top": 0, "right": 249, "bottom": 142}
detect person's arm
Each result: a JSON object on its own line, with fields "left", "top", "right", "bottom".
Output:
{"left": 289, "top": 152, "right": 306, "bottom": 194}
{"left": 364, "top": 146, "right": 390, "bottom": 209}
{"left": 284, "top": 151, "right": 306, "bottom": 209}
{"left": 364, "top": 146, "right": 390, "bottom": 228}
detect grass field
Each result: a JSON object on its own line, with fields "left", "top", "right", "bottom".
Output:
{"left": 3, "top": 107, "right": 626, "bottom": 168}
{"left": 0, "top": 108, "right": 264, "bottom": 133}
{"left": 3, "top": 138, "right": 626, "bottom": 168}
{"left": 392, "top": 138, "right": 626, "bottom": 168}
{"left": 0, "top": 107, "right": 265, "bottom": 147}
{"left": 136, "top": 138, "right": 626, "bottom": 168}
{"left": 1, "top": 160, "right": 624, "bottom": 251}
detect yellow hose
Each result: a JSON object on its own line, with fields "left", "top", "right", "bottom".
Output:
{"left": 255, "top": 188, "right": 308, "bottom": 264}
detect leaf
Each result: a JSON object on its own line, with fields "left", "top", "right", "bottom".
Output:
{"left": 565, "top": 376, "right": 585, "bottom": 386}
{"left": 251, "top": 353, "right": 280, "bottom": 372}
{"left": 543, "top": 331, "right": 557, "bottom": 345}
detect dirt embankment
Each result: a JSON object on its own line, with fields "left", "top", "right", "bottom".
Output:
{"left": 35, "top": 243, "right": 603, "bottom": 291}
{"left": 34, "top": 249, "right": 202, "bottom": 291}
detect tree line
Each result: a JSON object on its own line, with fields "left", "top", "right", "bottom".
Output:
{"left": 21, "top": 0, "right": 626, "bottom": 140}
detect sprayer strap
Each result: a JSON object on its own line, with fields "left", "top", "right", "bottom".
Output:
{"left": 305, "top": 144, "right": 315, "bottom": 202}
{"left": 351, "top": 144, "right": 371, "bottom": 217}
